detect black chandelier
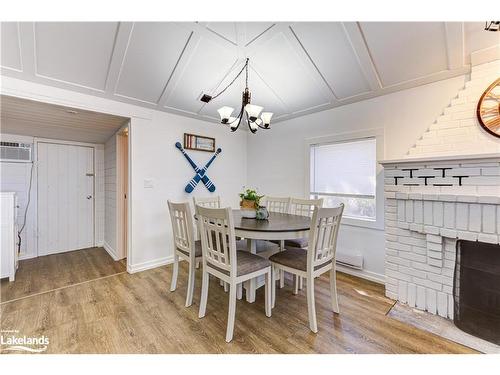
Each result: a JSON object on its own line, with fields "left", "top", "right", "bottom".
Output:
{"left": 200, "top": 58, "right": 273, "bottom": 133}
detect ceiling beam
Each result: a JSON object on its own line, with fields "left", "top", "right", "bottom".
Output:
{"left": 104, "top": 22, "right": 134, "bottom": 94}
{"left": 444, "top": 22, "right": 465, "bottom": 70}
{"left": 342, "top": 22, "right": 382, "bottom": 91}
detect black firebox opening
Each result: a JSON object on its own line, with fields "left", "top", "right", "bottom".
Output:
{"left": 454, "top": 240, "right": 500, "bottom": 345}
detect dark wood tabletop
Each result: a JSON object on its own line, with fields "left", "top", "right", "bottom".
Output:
{"left": 232, "top": 210, "right": 311, "bottom": 232}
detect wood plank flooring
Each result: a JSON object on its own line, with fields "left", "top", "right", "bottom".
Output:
{"left": 1, "top": 247, "right": 126, "bottom": 303}
{"left": 0, "top": 257, "right": 477, "bottom": 354}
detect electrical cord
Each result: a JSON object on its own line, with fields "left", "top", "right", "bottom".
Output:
{"left": 210, "top": 58, "right": 249, "bottom": 101}
{"left": 17, "top": 161, "right": 34, "bottom": 254}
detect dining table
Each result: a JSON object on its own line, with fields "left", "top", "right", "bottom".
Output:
{"left": 231, "top": 209, "right": 311, "bottom": 303}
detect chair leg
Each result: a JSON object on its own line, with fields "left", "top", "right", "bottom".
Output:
{"left": 236, "top": 283, "right": 243, "bottom": 300}
{"left": 185, "top": 260, "right": 196, "bottom": 307}
{"left": 330, "top": 266, "right": 340, "bottom": 313}
{"left": 279, "top": 241, "right": 285, "bottom": 289}
{"left": 293, "top": 275, "right": 299, "bottom": 295}
{"left": 306, "top": 275, "right": 318, "bottom": 333}
{"left": 224, "top": 282, "right": 229, "bottom": 293}
{"left": 265, "top": 269, "right": 272, "bottom": 317}
{"left": 170, "top": 253, "right": 179, "bottom": 292}
{"left": 198, "top": 270, "right": 209, "bottom": 318}
{"left": 271, "top": 266, "right": 276, "bottom": 308}
{"left": 279, "top": 270, "right": 285, "bottom": 289}
{"left": 226, "top": 282, "right": 237, "bottom": 342}
{"left": 299, "top": 276, "right": 304, "bottom": 290}
{"left": 196, "top": 260, "right": 200, "bottom": 269}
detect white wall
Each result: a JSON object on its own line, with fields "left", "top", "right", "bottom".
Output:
{"left": 104, "top": 133, "right": 117, "bottom": 256}
{"left": 0, "top": 132, "right": 105, "bottom": 259}
{"left": 1, "top": 76, "right": 247, "bottom": 272}
{"left": 128, "top": 110, "right": 247, "bottom": 271}
{"left": 246, "top": 75, "right": 468, "bottom": 281}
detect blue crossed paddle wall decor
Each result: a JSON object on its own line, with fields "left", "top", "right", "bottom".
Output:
{"left": 175, "top": 142, "right": 222, "bottom": 193}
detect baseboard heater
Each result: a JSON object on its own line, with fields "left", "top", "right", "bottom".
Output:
{"left": 336, "top": 249, "right": 363, "bottom": 270}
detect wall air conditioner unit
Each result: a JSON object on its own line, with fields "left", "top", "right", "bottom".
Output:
{"left": 0, "top": 142, "right": 33, "bottom": 163}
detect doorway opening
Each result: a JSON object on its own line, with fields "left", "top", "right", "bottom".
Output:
{"left": 0, "top": 95, "right": 131, "bottom": 303}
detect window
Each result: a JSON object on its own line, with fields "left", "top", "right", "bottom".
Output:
{"left": 310, "top": 137, "right": 376, "bottom": 221}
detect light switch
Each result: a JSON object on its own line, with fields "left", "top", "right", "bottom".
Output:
{"left": 144, "top": 179, "right": 154, "bottom": 188}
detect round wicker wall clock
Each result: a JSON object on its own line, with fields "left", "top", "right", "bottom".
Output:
{"left": 476, "top": 77, "right": 500, "bottom": 138}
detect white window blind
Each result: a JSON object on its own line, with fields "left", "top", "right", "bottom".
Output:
{"left": 310, "top": 138, "right": 376, "bottom": 220}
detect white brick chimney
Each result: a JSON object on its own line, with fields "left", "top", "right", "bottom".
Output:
{"left": 380, "top": 57, "right": 500, "bottom": 319}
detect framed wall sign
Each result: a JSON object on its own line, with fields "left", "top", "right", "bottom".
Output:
{"left": 183, "top": 133, "right": 216, "bottom": 152}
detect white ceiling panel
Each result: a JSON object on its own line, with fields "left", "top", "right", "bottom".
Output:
{"left": 163, "top": 36, "right": 238, "bottom": 114}
{"left": 1, "top": 22, "right": 22, "bottom": 71}
{"left": 34, "top": 22, "right": 119, "bottom": 91}
{"left": 360, "top": 22, "right": 449, "bottom": 86}
{"left": 115, "top": 23, "right": 192, "bottom": 104}
{"left": 251, "top": 32, "right": 330, "bottom": 112}
{"left": 1, "top": 22, "right": 496, "bottom": 126}
{"left": 206, "top": 22, "right": 238, "bottom": 45}
{"left": 291, "top": 22, "right": 371, "bottom": 99}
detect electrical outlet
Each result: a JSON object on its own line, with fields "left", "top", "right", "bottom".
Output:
{"left": 144, "top": 179, "right": 154, "bottom": 188}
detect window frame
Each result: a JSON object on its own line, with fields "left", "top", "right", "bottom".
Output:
{"left": 304, "top": 128, "right": 384, "bottom": 230}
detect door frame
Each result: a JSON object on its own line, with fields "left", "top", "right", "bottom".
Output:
{"left": 116, "top": 125, "right": 129, "bottom": 260}
{"left": 35, "top": 138, "right": 100, "bottom": 256}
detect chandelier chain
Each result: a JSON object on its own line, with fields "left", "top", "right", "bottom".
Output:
{"left": 210, "top": 58, "right": 249, "bottom": 101}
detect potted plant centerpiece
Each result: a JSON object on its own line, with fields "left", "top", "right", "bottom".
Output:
{"left": 239, "top": 188, "right": 264, "bottom": 219}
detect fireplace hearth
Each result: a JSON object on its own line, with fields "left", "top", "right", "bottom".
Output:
{"left": 454, "top": 240, "right": 500, "bottom": 345}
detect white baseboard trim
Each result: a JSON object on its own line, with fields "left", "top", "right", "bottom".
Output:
{"left": 18, "top": 253, "right": 37, "bottom": 261}
{"left": 336, "top": 264, "right": 385, "bottom": 285}
{"left": 103, "top": 241, "right": 119, "bottom": 261}
{"left": 128, "top": 255, "right": 174, "bottom": 274}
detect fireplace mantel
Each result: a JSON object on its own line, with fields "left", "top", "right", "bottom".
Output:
{"left": 380, "top": 153, "right": 500, "bottom": 168}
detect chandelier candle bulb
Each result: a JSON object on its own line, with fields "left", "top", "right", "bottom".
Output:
{"left": 217, "top": 106, "right": 234, "bottom": 123}
{"left": 260, "top": 112, "right": 273, "bottom": 128}
{"left": 245, "top": 104, "right": 263, "bottom": 121}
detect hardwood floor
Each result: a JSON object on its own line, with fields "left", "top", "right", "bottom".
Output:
{"left": 0, "top": 259, "right": 477, "bottom": 353}
{"left": 0, "top": 247, "right": 126, "bottom": 303}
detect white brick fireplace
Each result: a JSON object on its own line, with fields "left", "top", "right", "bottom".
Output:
{"left": 381, "top": 154, "right": 500, "bottom": 319}
{"left": 380, "top": 57, "right": 500, "bottom": 320}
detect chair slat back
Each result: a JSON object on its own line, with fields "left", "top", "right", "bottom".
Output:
{"left": 167, "top": 201, "right": 195, "bottom": 257}
{"left": 307, "top": 205, "right": 344, "bottom": 270}
{"left": 193, "top": 196, "right": 221, "bottom": 209}
{"left": 195, "top": 205, "right": 237, "bottom": 275}
{"left": 262, "top": 196, "right": 291, "bottom": 214}
{"left": 290, "top": 197, "right": 323, "bottom": 218}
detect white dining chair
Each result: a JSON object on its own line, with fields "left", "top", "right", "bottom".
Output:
{"left": 193, "top": 195, "right": 221, "bottom": 209}
{"left": 167, "top": 200, "right": 201, "bottom": 307}
{"left": 193, "top": 195, "right": 245, "bottom": 293}
{"left": 262, "top": 196, "right": 291, "bottom": 214}
{"left": 196, "top": 205, "right": 272, "bottom": 342}
{"left": 269, "top": 204, "right": 344, "bottom": 333}
{"left": 287, "top": 197, "right": 323, "bottom": 292}
{"left": 261, "top": 196, "right": 291, "bottom": 288}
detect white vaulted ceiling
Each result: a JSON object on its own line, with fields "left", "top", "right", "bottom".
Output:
{"left": 1, "top": 22, "right": 498, "bottom": 124}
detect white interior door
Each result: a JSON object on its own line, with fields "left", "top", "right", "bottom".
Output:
{"left": 38, "top": 142, "right": 94, "bottom": 256}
